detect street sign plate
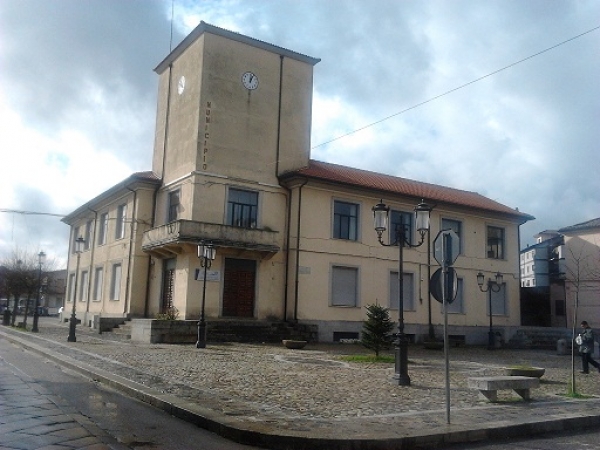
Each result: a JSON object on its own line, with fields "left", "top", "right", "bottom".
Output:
{"left": 430, "top": 267, "right": 458, "bottom": 304}
{"left": 433, "top": 229, "right": 460, "bottom": 266}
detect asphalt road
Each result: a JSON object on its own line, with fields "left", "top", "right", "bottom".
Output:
{"left": 445, "top": 429, "right": 600, "bottom": 449}
{"left": 0, "top": 337, "right": 261, "bottom": 450}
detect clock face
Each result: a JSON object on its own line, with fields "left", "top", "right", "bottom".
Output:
{"left": 241, "top": 71, "right": 259, "bottom": 90}
{"left": 177, "top": 76, "right": 185, "bottom": 95}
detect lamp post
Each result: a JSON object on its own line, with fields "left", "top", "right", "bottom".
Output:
{"left": 197, "top": 241, "right": 216, "bottom": 349}
{"left": 32, "top": 251, "right": 46, "bottom": 332}
{"left": 476, "top": 271, "right": 504, "bottom": 350}
{"left": 68, "top": 236, "right": 85, "bottom": 342}
{"left": 373, "top": 199, "right": 431, "bottom": 386}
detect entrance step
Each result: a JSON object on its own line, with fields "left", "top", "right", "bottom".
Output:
{"left": 507, "top": 327, "right": 570, "bottom": 349}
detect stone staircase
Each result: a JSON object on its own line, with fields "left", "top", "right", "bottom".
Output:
{"left": 506, "top": 327, "right": 571, "bottom": 350}
{"left": 206, "top": 320, "right": 317, "bottom": 343}
{"left": 103, "top": 319, "right": 317, "bottom": 344}
{"left": 108, "top": 321, "right": 133, "bottom": 340}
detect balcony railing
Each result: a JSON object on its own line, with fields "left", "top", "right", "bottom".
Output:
{"left": 142, "top": 220, "right": 280, "bottom": 257}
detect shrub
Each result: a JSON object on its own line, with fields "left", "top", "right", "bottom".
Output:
{"left": 362, "top": 303, "right": 395, "bottom": 357}
{"left": 155, "top": 307, "right": 179, "bottom": 321}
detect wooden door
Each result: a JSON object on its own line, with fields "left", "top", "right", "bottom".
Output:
{"left": 222, "top": 258, "right": 256, "bottom": 318}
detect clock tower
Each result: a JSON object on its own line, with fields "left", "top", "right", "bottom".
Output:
{"left": 151, "top": 22, "right": 320, "bottom": 188}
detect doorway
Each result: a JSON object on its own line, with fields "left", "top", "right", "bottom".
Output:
{"left": 161, "top": 258, "right": 176, "bottom": 314}
{"left": 222, "top": 258, "right": 256, "bottom": 318}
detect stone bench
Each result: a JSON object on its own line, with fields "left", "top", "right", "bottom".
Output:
{"left": 468, "top": 376, "right": 540, "bottom": 402}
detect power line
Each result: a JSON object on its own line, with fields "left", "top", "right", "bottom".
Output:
{"left": 312, "top": 25, "right": 600, "bottom": 150}
{"left": 0, "top": 209, "right": 65, "bottom": 218}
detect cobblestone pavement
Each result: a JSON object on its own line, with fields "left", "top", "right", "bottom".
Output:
{"left": 2, "top": 318, "right": 600, "bottom": 449}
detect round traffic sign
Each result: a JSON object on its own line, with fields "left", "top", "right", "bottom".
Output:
{"left": 430, "top": 267, "right": 458, "bottom": 304}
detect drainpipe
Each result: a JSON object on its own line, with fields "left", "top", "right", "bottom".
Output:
{"left": 293, "top": 179, "right": 308, "bottom": 322}
{"left": 283, "top": 184, "right": 292, "bottom": 322}
{"left": 161, "top": 64, "right": 173, "bottom": 180}
{"left": 275, "top": 55, "right": 284, "bottom": 177}
{"left": 517, "top": 223, "right": 526, "bottom": 327}
{"left": 85, "top": 208, "right": 98, "bottom": 321}
{"left": 124, "top": 187, "right": 137, "bottom": 318}
{"left": 144, "top": 186, "right": 159, "bottom": 318}
{"left": 276, "top": 55, "right": 289, "bottom": 320}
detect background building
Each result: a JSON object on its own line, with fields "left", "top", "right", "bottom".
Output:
{"left": 559, "top": 218, "right": 600, "bottom": 328}
{"left": 520, "top": 231, "right": 565, "bottom": 327}
{"left": 520, "top": 218, "right": 600, "bottom": 329}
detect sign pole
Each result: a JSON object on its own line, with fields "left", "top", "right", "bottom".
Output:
{"left": 433, "top": 228, "right": 459, "bottom": 425}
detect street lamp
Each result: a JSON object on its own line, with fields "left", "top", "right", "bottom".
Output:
{"left": 197, "top": 241, "right": 216, "bottom": 349}
{"left": 373, "top": 199, "right": 431, "bottom": 386}
{"left": 68, "top": 236, "right": 85, "bottom": 342}
{"left": 32, "top": 251, "right": 46, "bottom": 332}
{"left": 476, "top": 271, "right": 504, "bottom": 350}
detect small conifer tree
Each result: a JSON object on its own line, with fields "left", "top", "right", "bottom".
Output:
{"left": 362, "top": 303, "right": 395, "bottom": 357}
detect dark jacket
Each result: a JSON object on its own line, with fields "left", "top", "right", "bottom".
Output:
{"left": 580, "top": 327, "right": 595, "bottom": 354}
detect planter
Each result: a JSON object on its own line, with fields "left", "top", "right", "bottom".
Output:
{"left": 282, "top": 339, "right": 308, "bottom": 349}
{"left": 423, "top": 340, "right": 443, "bottom": 350}
{"left": 504, "top": 367, "right": 545, "bottom": 378}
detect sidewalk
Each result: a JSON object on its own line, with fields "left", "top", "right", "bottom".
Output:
{"left": 2, "top": 318, "right": 600, "bottom": 450}
{"left": 0, "top": 335, "right": 129, "bottom": 450}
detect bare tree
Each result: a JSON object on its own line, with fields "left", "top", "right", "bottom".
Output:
{"left": 564, "top": 238, "right": 600, "bottom": 394}
{"left": 1, "top": 248, "right": 49, "bottom": 328}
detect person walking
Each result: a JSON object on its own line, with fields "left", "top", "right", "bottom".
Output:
{"left": 578, "top": 321, "right": 600, "bottom": 374}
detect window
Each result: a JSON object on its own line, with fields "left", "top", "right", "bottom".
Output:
{"left": 331, "top": 266, "right": 358, "bottom": 307}
{"left": 490, "top": 283, "right": 506, "bottom": 316}
{"left": 389, "top": 271, "right": 415, "bottom": 311}
{"left": 333, "top": 200, "right": 359, "bottom": 241}
{"left": 84, "top": 220, "right": 93, "bottom": 250}
{"left": 68, "top": 273, "right": 75, "bottom": 302}
{"left": 93, "top": 267, "right": 103, "bottom": 301}
{"left": 110, "top": 264, "right": 122, "bottom": 300}
{"left": 487, "top": 226, "right": 505, "bottom": 259}
{"left": 442, "top": 218, "right": 462, "bottom": 254}
{"left": 168, "top": 190, "right": 180, "bottom": 222}
{"left": 98, "top": 213, "right": 108, "bottom": 245}
{"left": 79, "top": 271, "right": 89, "bottom": 302}
{"left": 390, "top": 210, "right": 413, "bottom": 245}
{"left": 445, "top": 278, "right": 464, "bottom": 314}
{"left": 72, "top": 227, "right": 80, "bottom": 254}
{"left": 116, "top": 204, "right": 127, "bottom": 239}
{"left": 227, "top": 188, "right": 258, "bottom": 228}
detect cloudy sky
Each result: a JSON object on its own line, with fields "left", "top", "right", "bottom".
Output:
{"left": 1, "top": 0, "right": 598, "bottom": 267}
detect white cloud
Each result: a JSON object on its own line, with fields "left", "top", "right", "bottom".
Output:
{"left": 1, "top": 0, "right": 599, "bottom": 265}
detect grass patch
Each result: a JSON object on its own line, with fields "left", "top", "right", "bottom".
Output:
{"left": 560, "top": 392, "right": 595, "bottom": 399}
{"left": 507, "top": 365, "right": 537, "bottom": 370}
{"left": 339, "top": 354, "right": 394, "bottom": 364}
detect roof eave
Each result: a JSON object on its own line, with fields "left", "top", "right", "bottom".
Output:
{"left": 61, "top": 173, "right": 161, "bottom": 225}
{"left": 155, "top": 21, "right": 320, "bottom": 74}
{"left": 279, "top": 171, "right": 535, "bottom": 224}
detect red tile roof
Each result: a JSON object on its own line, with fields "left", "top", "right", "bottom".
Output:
{"left": 281, "top": 160, "right": 534, "bottom": 222}
{"left": 131, "top": 171, "right": 161, "bottom": 182}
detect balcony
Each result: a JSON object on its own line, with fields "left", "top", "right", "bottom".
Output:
{"left": 142, "top": 220, "right": 280, "bottom": 258}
